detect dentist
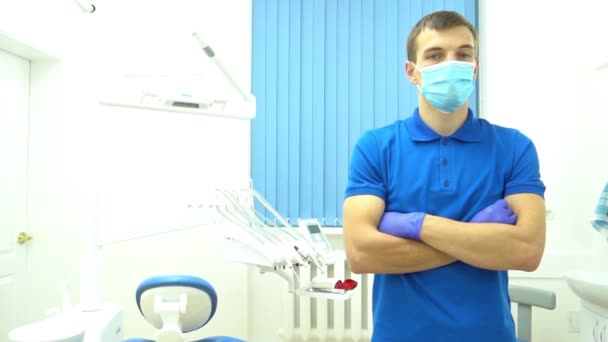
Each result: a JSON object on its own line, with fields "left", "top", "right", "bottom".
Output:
{"left": 342, "top": 10, "right": 546, "bottom": 342}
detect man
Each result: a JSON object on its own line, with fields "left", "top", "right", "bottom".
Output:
{"left": 342, "top": 10, "right": 546, "bottom": 341}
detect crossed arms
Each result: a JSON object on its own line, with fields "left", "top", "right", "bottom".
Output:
{"left": 342, "top": 193, "right": 546, "bottom": 274}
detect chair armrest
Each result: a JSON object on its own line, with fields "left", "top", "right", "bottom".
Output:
{"left": 509, "top": 285, "right": 557, "bottom": 342}
{"left": 509, "top": 284, "right": 556, "bottom": 310}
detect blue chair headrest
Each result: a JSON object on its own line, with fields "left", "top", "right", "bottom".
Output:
{"left": 136, "top": 275, "right": 218, "bottom": 331}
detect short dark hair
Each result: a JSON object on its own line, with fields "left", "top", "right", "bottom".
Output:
{"left": 407, "top": 11, "right": 478, "bottom": 63}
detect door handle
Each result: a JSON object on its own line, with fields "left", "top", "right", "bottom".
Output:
{"left": 17, "top": 232, "right": 32, "bottom": 245}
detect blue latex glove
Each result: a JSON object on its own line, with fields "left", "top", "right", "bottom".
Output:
{"left": 378, "top": 211, "right": 426, "bottom": 240}
{"left": 470, "top": 199, "right": 517, "bottom": 225}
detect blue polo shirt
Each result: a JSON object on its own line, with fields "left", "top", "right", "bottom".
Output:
{"left": 345, "top": 108, "right": 545, "bottom": 341}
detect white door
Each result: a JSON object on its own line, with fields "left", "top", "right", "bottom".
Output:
{"left": 0, "top": 48, "right": 31, "bottom": 339}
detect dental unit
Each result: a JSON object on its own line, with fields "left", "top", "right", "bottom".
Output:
{"left": 116, "top": 187, "right": 357, "bottom": 341}
{"left": 212, "top": 186, "right": 357, "bottom": 299}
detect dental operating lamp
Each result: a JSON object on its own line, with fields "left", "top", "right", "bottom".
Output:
{"left": 98, "top": 31, "right": 256, "bottom": 119}
{"left": 73, "top": 0, "right": 96, "bottom": 13}
{"left": 192, "top": 32, "right": 252, "bottom": 103}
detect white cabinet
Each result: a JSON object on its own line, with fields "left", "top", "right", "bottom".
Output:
{"left": 581, "top": 306, "right": 608, "bottom": 342}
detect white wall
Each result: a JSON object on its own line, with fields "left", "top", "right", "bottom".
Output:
{"left": 3, "top": 0, "right": 608, "bottom": 341}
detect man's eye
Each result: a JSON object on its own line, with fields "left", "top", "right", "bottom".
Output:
{"left": 427, "top": 54, "right": 441, "bottom": 60}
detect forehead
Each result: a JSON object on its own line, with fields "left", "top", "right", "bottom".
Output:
{"left": 416, "top": 26, "right": 475, "bottom": 54}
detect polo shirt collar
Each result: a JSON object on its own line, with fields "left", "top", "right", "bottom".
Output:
{"left": 405, "top": 107, "right": 481, "bottom": 142}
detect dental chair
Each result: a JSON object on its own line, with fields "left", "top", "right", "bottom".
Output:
{"left": 123, "top": 275, "right": 245, "bottom": 342}
{"left": 509, "top": 284, "right": 557, "bottom": 342}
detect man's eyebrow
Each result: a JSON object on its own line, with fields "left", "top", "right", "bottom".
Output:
{"left": 422, "top": 47, "right": 444, "bottom": 54}
{"left": 422, "top": 44, "right": 474, "bottom": 54}
{"left": 458, "top": 44, "right": 475, "bottom": 50}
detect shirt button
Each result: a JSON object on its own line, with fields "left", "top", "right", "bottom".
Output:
{"left": 442, "top": 139, "right": 448, "bottom": 145}
{"left": 443, "top": 180, "right": 450, "bottom": 187}
{"left": 442, "top": 158, "right": 448, "bottom": 166}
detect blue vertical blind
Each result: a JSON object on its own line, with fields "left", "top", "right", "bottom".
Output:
{"left": 252, "top": 0, "right": 478, "bottom": 226}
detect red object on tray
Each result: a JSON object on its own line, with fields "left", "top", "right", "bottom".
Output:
{"left": 334, "top": 279, "right": 358, "bottom": 291}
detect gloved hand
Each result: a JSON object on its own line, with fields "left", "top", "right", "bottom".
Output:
{"left": 378, "top": 211, "right": 426, "bottom": 240}
{"left": 470, "top": 199, "right": 517, "bottom": 225}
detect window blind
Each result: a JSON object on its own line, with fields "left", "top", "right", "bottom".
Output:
{"left": 252, "top": 0, "right": 478, "bottom": 226}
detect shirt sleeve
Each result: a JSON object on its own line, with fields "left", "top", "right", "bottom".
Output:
{"left": 344, "top": 131, "right": 387, "bottom": 200}
{"left": 504, "top": 131, "right": 546, "bottom": 198}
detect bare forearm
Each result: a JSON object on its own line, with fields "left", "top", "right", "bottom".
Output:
{"left": 342, "top": 195, "right": 458, "bottom": 275}
{"left": 345, "top": 227, "right": 456, "bottom": 274}
{"left": 420, "top": 215, "right": 541, "bottom": 271}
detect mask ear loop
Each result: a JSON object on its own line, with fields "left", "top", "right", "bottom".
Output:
{"left": 408, "top": 61, "right": 423, "bottom": 93}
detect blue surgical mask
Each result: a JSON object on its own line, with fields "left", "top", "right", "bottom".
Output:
{"left": 412, "top": 60, "right": 476, "bottom": 114}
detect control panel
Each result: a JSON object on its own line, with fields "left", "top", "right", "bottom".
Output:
{"left": 298, "top": 218, "right": 332, "bottom": 255}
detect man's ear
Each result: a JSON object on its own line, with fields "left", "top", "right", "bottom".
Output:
{"left": 405, "top": 61, "right": 419, "bottom": 85}
{"left": 473, "top": 58, "right": 480, "bottom": 80}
